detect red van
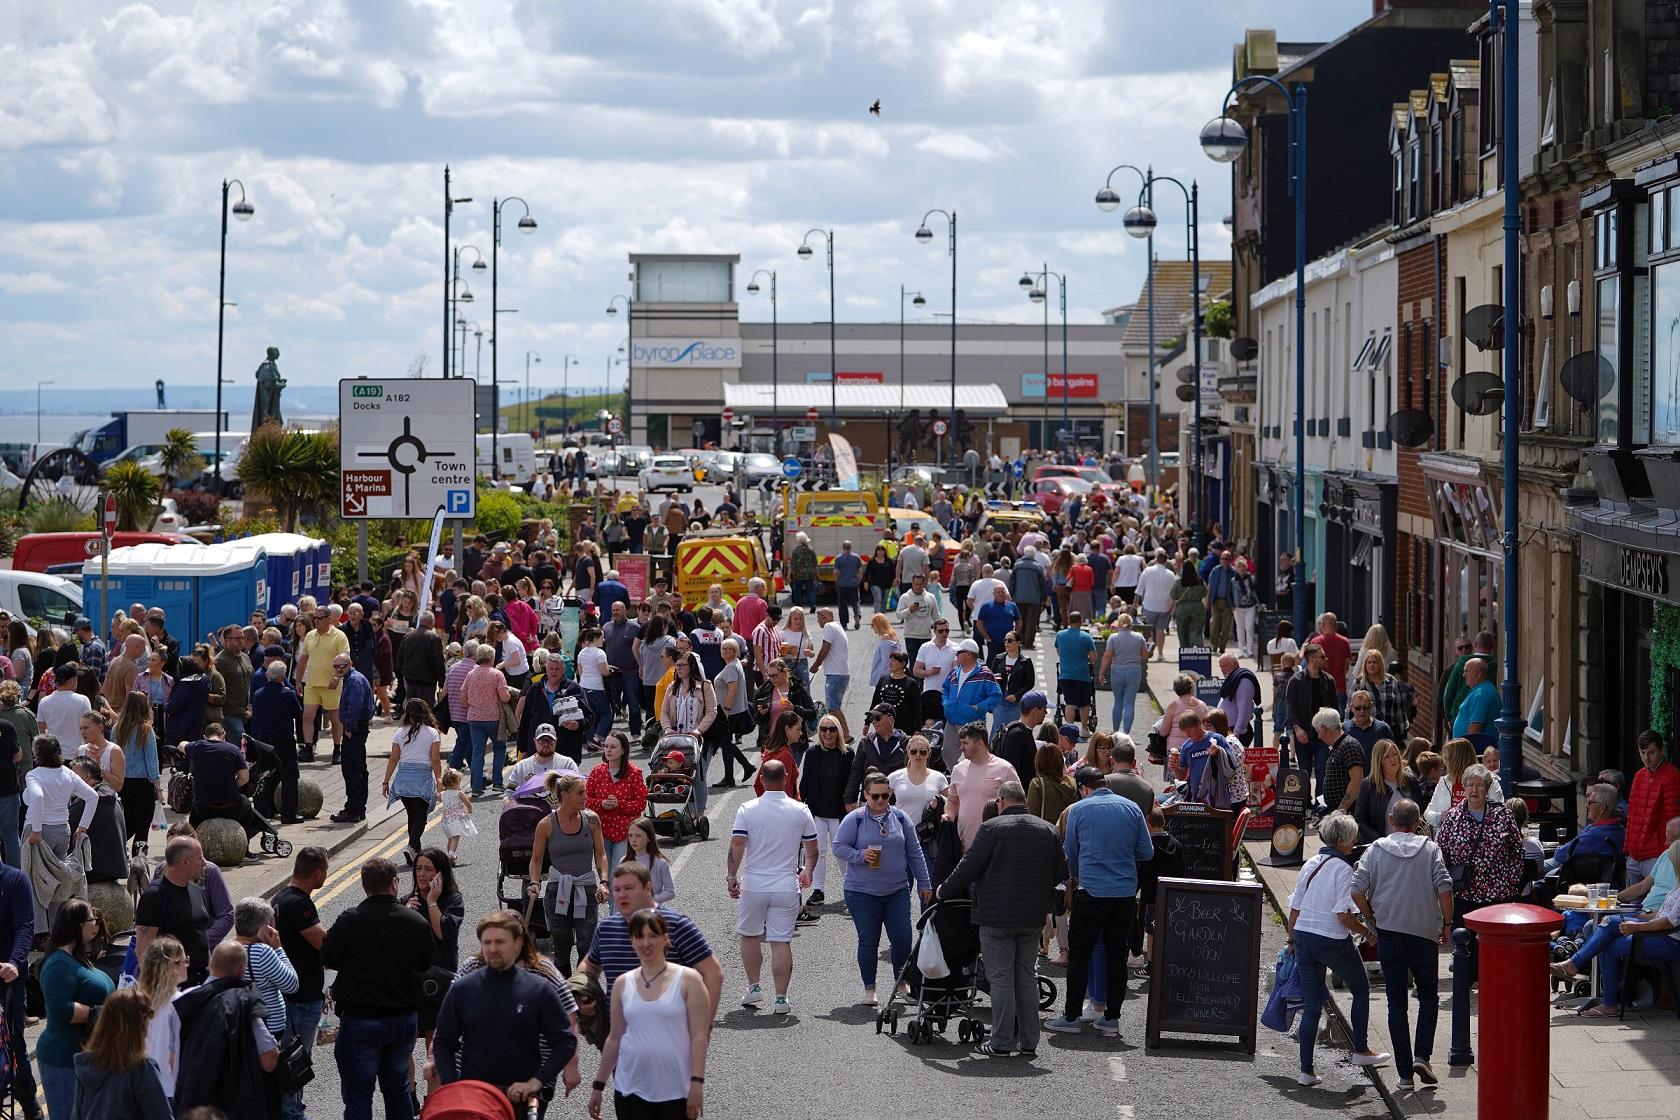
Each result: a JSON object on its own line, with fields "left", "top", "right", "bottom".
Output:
{"left": 12, "top": 532, "right": 192, "bottom": 576}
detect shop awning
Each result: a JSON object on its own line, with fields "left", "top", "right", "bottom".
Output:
{"left": 721, "top": 382, "right": 1011, "bottom": 416}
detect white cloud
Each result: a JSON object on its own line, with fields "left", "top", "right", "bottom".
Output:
{"left": 915, "top": 132, "right": 1007, "bottom": 162}
{"left": 0, "top": 272, "right": 72, "bottom": 294}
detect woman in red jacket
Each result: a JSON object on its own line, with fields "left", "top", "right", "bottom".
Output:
{"left": 755, "top": 710, "right": 805, "bottom": 800}
{"left": 585, "top": 731, "right": 646, "bottom": 869}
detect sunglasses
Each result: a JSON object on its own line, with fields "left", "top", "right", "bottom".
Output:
{"left": 908, "top": 748, "right": 929, "bottom": 756}
{"left": 867, "top": 792, "right": 893, "bottom": 801}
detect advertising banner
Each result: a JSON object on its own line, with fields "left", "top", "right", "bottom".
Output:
{"left": 829, "top": 433, "right": 860, "bottom": 490}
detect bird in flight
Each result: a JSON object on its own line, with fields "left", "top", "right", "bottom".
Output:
{"left": 868, "top": 99, "right": 881, "bottom": 116}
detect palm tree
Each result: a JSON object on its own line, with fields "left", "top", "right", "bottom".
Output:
{"left": 157, "top": 428, "right": 204, "bottom": 492}
{"left": 102, "top": 459, "right": 162, "bottom": 531}
{"left": 236, "top": 422, "right": 338, "bottom": 531}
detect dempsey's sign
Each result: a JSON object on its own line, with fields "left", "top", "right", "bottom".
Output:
{"left": 632, "top": 338, "right": 741, "bottom": 369}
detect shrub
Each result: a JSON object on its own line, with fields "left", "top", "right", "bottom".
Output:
{"left": 474, "top": 489, "right": 523, "bottom": 539}
{"left": 21, "top": 500, "right": 95, "bottom": 534}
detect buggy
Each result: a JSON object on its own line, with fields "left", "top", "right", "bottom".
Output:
{"left": 497, "top": 787, "right": 553, "bottom": 938}
{"left": 645, "top": 733, "right": 710, "bottom": 843}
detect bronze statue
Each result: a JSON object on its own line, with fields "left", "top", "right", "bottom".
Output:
{"left": 252, "top": 346, "right": 285, "bottom": 430}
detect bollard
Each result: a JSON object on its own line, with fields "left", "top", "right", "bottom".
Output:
{"left": 1448, "top": 926, "right": 1476, "bottom": 1067}
{"left": 1464, "top": 903, "right": 1564, "bottom": 1120}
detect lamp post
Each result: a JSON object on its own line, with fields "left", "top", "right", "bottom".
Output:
{"left": 450, "top": 245, "right": 485, "bottom": 377}
{"left": 524, "top": 351, "right": 541, "bottom": 433}
{"left": 605, "top": 356, "right": 625, "bottom": 425}
{"left": 36, "top": 380, "right": 53, "bottom": 444}
{"left": 1020, "top": 267, "right": 1070, "bottom": 457}
{"left": 746, "top": 270, "right": 780, "bottom": 456}
{"left": 915, "top": 208, "right": 958, "bottom": 464}
{"left": 1492, "top": 0, "right": 1522, "bottom": 800}
{"left": 605, "top": 294, "right": 632, "bottom": 441}
{"left": 442, "top": 167, "right": 473, "bottom": 378}
{"left": 491, "top": 196, "right": 537, "bottom": 485}
{"left": 1204, "top": 75, "right": 1309, "bottom": 642}
{"left": 798, "top": 229, "right": 837, "bottom": 430}
{"left": 1119, "top": 176, "right": 1203, "bottom": 548}
{"left": 215, "top": 178, "right": 253, "bottom": 493}
{"left": 893, "top": 286, "right": 927, "bottom": 479}
{"left": 1097, "top": 163, "right": 1156, "bottom": 494}
{"left": 558, "top": 355, "right": 578, "bottom": 434}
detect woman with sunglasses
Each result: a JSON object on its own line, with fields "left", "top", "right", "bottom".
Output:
{"left": 833, "top": 772, "right": 933, "bottom": 1006}
{"left": 886, "top": 734, "right": 948, "bottom": 834}
{"left": 797, "top": 716, "right": 855, "bottom": 908}
{"left": 988, "top": 631, "right": 1035, "bottom": 737}
{"left": 39, "top": 898, "right": 114, "bottom": 1119}
{"left": 750, "top": 659, "right": 816, "bottom": 763}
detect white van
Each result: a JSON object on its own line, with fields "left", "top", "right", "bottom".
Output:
{"left": 477, "top": 433, "right": 536, "bottom": 485}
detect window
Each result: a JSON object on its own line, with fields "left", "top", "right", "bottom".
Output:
{"left": 634, "top": 259, "right": 732, "bottom": 303}
{"left": 1392, "top": 135, "right": 1405, "bottom": 227}
{"left": 1597, "top": 274, "right": 1619, "bottom": 443}
{"left": 1409, "top": 132, "right": 1422, "bottom": 220}
{"left": 1653, "top": 261, "right": 1680, "bottom": 445}
{"left": 1431, "top": 124, "right": 1444, "bottom": 213}
{"left": 18, "top": 584, "right": 80, "bottom": 624}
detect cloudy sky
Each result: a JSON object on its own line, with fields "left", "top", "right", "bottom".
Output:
{"left": 1, "top": 0, "right": 1357, "bottom": 401}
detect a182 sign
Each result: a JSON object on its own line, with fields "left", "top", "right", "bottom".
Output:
{"left": 339, "top": 378, "right": 476, "bottom": 519}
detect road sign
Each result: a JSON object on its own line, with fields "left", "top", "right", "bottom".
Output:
{"left": 789, "top": 426, "right": 816, "bottom": 443}
{"left": 781, "top": 457, "right": 803, "bottom": 479}
{"left": 806, "top": 406, "right": 820, "bottom": 423}
{"left": 720, "top": 407, "right": 734, "bottom": 423}
{"left": 931, "top": 419, "right": 949, "bottom": 436}
{"left": 607, "top": 416, "right": 623, "bottom": 435}
{"left": 339, "top": 378, "right": 476, "bottom": 519}
{"left": 101, "top": 493, "right": 116, "bottom": 537}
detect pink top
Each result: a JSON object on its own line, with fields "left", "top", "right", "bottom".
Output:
{"left": 462, "top": 664, "right": 510, "bottom": 722}
{"left": 1162, "top": 696, "right": 1210, "bottom": 756}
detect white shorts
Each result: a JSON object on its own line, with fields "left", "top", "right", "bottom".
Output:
{"left": 736, "top": 890, "right": 800, "bottom": 943}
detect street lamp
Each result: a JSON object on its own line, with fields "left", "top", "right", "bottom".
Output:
{"left": 605, "top": 294, "right": 632, "bottom": 441}
{"left": 556, "top": 355, "right": 579, "bottom": 433}
{"left": 1123, "top": 174, "right": 1203, "bottom": 548}
{"left": 524, "top": 351, "right": 541, "bottom": 433}
{"left": 36, "top": 380, "right": 53, "bottom": 444}
{"left": 491, "top": 196, "right": 536, "bottom": 487}
{"left": 215, "top": 178, "right": 253, "bottom": 493}
{"left": 1205, "top": 72, "right": 1308, "bottom": 643}
{"left": 451, "top": 245, "right": 485, "bottom": 378}
{"left": 1097, "top": 164, "right": 1158, "bottom": 494}
{"left": 798, "top": 229, "right": 837, "bottom": 430}
{"left": 747, "top": 270, "right": 780, "bottom": 455}
{"left": 915, "top": 208, "right": 958, "bottom": 464}
{"left": 1021, "top": 266, "right": 1069, "bottom": 458}
{"left": 894, "top": 286, "right": 925, "bottom": 478}
{"left": 442, "top": 166, "right": 473, "bottom": 378}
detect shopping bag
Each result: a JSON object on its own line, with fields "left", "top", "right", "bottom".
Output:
{"left": 917, "top": 920, "right": 951, "bottom": 980}
{"left": 1260, "top": 946, "right": 1305, "bottom": 1033}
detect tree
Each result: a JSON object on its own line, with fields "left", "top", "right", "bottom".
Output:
{"left": 236, "top": 422, "right": 339, "bottom": 531}
{"left": 102, "top": 460, "right": 163, "bottom": 531}
{"left": 1204, "top": 299, "right": 1235, "bottom": 340}
{"left": 157, "top": 427, "right": 205, "bottom": 492}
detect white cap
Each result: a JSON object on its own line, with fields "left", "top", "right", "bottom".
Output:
{"left": 956, "top": 638, "right": 981, "bottom": 655}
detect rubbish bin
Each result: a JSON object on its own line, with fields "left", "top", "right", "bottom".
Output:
{"left": 1513, "top": 778, "right": 1577, "bottom": 845}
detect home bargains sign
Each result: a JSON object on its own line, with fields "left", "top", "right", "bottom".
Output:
{"left": 1020, "top": 373, "right": 1100, "bottom": 399}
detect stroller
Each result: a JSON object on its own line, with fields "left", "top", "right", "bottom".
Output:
{"left": 497, "top": 788, "right": 552, "bottom": 939}
{"left": 645, "top": 734, "right": 709, "bottom": 843}
{"left": 165, "top": 736, "right": 292, "bottom": 858}
{"left": 876, "top": 897, "right": 1056, "bottom": 1045}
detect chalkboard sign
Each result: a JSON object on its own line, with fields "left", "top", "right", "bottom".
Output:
{"left": 1267, "top": 767, "right": 1308, "bottom": 866}
{"left": 1162, "top": 803, "right": 1234, "bottom": 881}
{"left": 1146, "top": 878, "right": 1265, "bottom": 1053}
{"left": 1255, "top": 609, "right": 1279, "bottom": 669}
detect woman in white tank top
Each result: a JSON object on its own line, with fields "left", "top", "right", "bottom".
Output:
{"left": 589, "top": 908, "right": 711, "bottom": 1120}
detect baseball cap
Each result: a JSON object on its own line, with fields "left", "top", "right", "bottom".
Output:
{"left": 1020, "top": 690, "right": 1048, "bottom": 712}
{"left": 867, "top": 704, "right": 896, "bottom": 720}
{"left": 664, "top": 750, "right": 689, "bottom": 765}
{"left": 261, "top": 645, "right": 287, "bottom": 661}
{"left": 535, "top": 724, "right": 557, "bottom": 741}
{"left": 955, "top": 638, "right": 981, "bottom": 655}
{"left": 1058, "top": 723, "right": 1081, "bottom": 743}
{"left": 73, "top": 617, "right": 91, "bottom": 630}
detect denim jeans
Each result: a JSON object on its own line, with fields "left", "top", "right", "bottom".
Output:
{"left": 836, "top": 584, "right": 861, "bottom": 628}
{"left": 282, "top": 998, "right": 324, "bottom": 1120}
{"left": 824, "top": 674, "right": 849, "bottom": 716}
{"left": 466, "top": 720, "right": 504, "bottom": 793}
{"left": 1087, "top": 931, "right": 1109, "bottom": 1006}
{"left": 1294, "top": 929, "right": 1370, "bottom": 1074}
{"left": 793, "top": 578, "right": 817, "bottom": 609}
{"left": 608, "top": 672, "right": 643, "bottom": 735}
{"left": 40, "top": 1060, "right": 74, "bottom": 1120}
{"left": 1064, "top": 892, "right": 1135, "bottom": 1020}
{"left": 584, "top": 688, "right": 612, "bottom": 741}
{"left": 1109, "top": 664, "right": 1143, "bottom": 735}
{"left": 222, "top": 715, "right": 247, "bottom": 746}
{"left": 1376, "top": 929, "right": 1438, "bottom": 1075}
{"left": 335, "top": 1012, "right": 418, "bottom": 1120}
{"left": 605, "top": 838, "right": 628, "bottom": 872}
{"left": 1294, "top": 736, "right": 1326, "bottom": 804}
{"left": 870, "top": 586, "right": 887, "bottom": 613}
{"left": 843, "top": 887, "right": 913, "bottom": 987}
{"left": 0, "top": 793, "right": 19, "bottom": 868}
{"left": 1601, "top": 918, "right": 1680, "bottom": 1007}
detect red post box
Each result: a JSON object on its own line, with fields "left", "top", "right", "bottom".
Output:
{"left": 1464, "top": 902, "right": 1564, "bottom": 1120}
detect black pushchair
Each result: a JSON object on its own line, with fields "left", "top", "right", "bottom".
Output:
{"left": 237, "top": 735, "right": 294, "bottom": 858}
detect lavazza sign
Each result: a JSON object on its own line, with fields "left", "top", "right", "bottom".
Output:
{"left": 632, "top": 339, "right": 741, "bottom": 369}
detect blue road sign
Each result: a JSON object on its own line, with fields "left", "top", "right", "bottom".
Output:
{"left": 446, "top": 489, "right": 472, "bottom": 515}
{"left": 781, "top": 457, "right": 803, "bottom": 479}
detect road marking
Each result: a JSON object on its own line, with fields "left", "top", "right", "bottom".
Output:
{"left": 313, "top": 810, "right": 441, "bottom": 907}
{"left": 666, "top": 786, "right": 743, "bottom": 880}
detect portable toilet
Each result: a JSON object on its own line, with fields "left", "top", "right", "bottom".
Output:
{"left": 237, "top": 533, "right": 328, "bottom": 615}
{"left": 84, "top": 542, "right": 267, "bottom": 639}
{"left": 83, "top": 543, "right": 196, "bottom": 636}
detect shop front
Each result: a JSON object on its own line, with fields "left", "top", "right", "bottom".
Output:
{"left": 1318, "top": 470, "right": 1397, "bottom": 640}
{"left": 1420, "top": 453, "right": 1503, "bottom": 742}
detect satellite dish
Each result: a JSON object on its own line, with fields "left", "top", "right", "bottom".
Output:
{"left": 1175, "top": 366, "right": 1197, "bottom": 384}
{"left": 1462, "top": 304, "right": 1505, "bottom": 351}
{"left": 1174, "top": 383, "right": 1197, "bottom": 403}
{"left": 1559, "top": 351, "right": 1615, "bottom": 407}
{"left": 1230, "top": 337, "right": 1259, "bottom": 362}
{"left": 1385, "top": 408, "right": 1434, "bottom": 448}
{"left": 1451, "top": 371, "right": 1505, "bottom": 416}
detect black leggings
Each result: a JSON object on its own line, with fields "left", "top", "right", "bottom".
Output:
{"left": 614, "top": 1093, "right": 686, "bottom": 1119}
{"left": 716, "top": 727, "right": 753, "bottom": 783}
{"left": 119, "top": 780, "right": 156, "bottom": 848}
{"left": 401, "top": 796, "right": 429, "bottom": 852}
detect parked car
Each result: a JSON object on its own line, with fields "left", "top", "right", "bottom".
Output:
{"left": 1031, "top": 464, "right": 1114, "bottom": 486}
{"left": 640, "top": 455, "right": 695, "bottom": 494}
{"left": 0, "top": 571, "right": 84, "bottom": 636}
{"left": 1027, "top": 475, "right": 1091, "bottom": 516}
{"left": 740, "top": 452, "right": 782, "bottom": 487}
{"left": 615, "top": 445, "right": 652, "bottom": 477}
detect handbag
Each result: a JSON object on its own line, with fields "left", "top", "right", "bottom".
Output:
{"left": 166, "top": 771, "right": 194, "bottom": 815}
{"left": 419, "top": 964, "right": 457, "bottom": 1009}
{"left": 274, "top": 1030, "right": 315, "bottom": 1094}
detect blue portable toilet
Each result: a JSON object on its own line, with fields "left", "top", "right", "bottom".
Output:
{"left": 83, "top": 543, "right": 196, "bottom": 637}
{"left": 85, "top": 542, "right": 267, "bottom": 640}
{"left": 237, "top": 533, "right": 327, "bottom": 616}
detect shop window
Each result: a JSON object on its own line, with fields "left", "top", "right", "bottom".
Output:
{"left": 1653, "top": 260, "right": 1680, "bottom": 445}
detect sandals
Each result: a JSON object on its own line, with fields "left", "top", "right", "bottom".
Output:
{"left": 1579, "top": 1004, "right": 1619, "bottom": 1018}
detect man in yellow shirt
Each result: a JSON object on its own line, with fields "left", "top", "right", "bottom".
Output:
{"left": 296, "top": 607, "right": 350, "bottom": 763}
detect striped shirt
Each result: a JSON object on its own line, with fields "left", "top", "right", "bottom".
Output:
{"left": 585, "top": 906, "right": 713, "bottom": 995}
{"left": 750, "top": 621, "right": 782, "bottom": 673}
{"left": 444, "top": 658, "right": 475, "bottom": 723}
{"left": 244, "top": 940, "right": 299, "bottom": 1035}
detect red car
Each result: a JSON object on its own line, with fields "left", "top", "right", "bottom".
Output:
{"left": 1028, "top": 475, "right": 1092, "bottom": 515}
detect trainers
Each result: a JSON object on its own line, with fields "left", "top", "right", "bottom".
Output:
{"left": 1043, "top": 1016, "right": 1083, "bottom": 1034}
{"left": 974, "top": 1041, "right": 1011, "bottom": 1056}
{"left": 1296, "top": 1072, "right": 1321, "bottom": 1088}
{"left": 807, "top": 889, "right": 826, "bottom": 906}
{"left": 1396, "top": 1079, "right": 1415, "bottom": 1092}
{"left": 1079, "top": 1002, "right": 1104, "bottom": 1023}
{"left": 773, "top": 995, "right": 792, "bottom": 1015}
{"left": 740, "top": 984, "right": 765, "bottom": 1007}
{"left": 1092, "top": 1018, "right": 1120, "bottom": 1037}
{"left": 1412, "top": 1062, "right": 1438, "bottom": 1087}
{"left": 862, "top": 987, "right": 877, "bottom": 1007}
{"left": 1350, "top": 1051, "right": 1390, "bottom": 1068}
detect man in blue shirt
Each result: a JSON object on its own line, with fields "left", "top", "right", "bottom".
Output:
{"left": 1054, "top": 613, "right": 1096, "bottom": 729}
{"left": 1174, "top": 710, "right": 1232, "bottom": 799}
{"left": 1046, "top": 767, "right": 1154, "bottom": 1039}
{"left": 832, "top": 540, "right": 864, "bottom": 630}
{"left": 1451, "top": 657, "right": 1500, "bottom": 748}
{"left": 594, "top": 570, "right": 631, "bottom": 619}
{"left": 974, "top": 584, "right": 1020, "bottom": 664}
{"left": 1204, "top": 550, "right": 1236, "bottom": 653}
{"left": 1545, "top": 782, "right": 1625, "bottom": 873}
{"left": 331, "top": 657, "right": 377, "bottom": 824}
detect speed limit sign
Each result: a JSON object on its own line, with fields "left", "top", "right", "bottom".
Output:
{"left": 607, "top": 416, "right": 623, "bottom": 435}
{"left": 931, "top": 419, "right": 949, "bottom": 436}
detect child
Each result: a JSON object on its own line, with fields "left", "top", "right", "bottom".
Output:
{"left": 626, "top": 818, "right": 676, "bottom": 905}
{"left": 438, "top": 767, "right": 476, "bottom": 863}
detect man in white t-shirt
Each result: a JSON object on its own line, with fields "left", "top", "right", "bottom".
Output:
{"left": 37, "top": 665, "right": 92, "bottom": 746}
{"left": 809, "top": 607, "right": 851, "bottom": 719}
{"left": 728, "top": 760, "right": 818, "bottom": 1015}
{"left": 504, "top": 725, "right": 580, "bottom": 788}
{"left": 913, "top": 620, "right": 957, "bottom": 729}
{"left": 965, "top": 564, "right": 1006, "bottom": 618}
{"left": 1113, "top": 546, "right": 1146, "bottom": 604}
{"left": 1134, "top": 550, "right": 1179, "bottom": 660}
{"left": 944, "top": 721, "right": 1021, "bottom": 850}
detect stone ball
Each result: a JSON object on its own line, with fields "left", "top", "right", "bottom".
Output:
{"left": 297, "top": 778, "right": 324, "bottom": 821}
{"left": 88, "top": 880, "right": 135, "bottom": 934}
{"left": 198, "top": 817, "right": 248, "bottom": 868}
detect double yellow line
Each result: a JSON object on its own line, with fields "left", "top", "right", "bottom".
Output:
{"left": 310, "top": 808, "right": 444, "bottom": 908}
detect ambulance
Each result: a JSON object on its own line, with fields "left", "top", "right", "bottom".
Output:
{"left": 787, "top": 490, "right": 891, "bottom": 583}
{"left": 673, "top": 529, "right": 773, "bottom": 609}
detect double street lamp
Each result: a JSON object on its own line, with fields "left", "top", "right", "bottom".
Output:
{"left": 914, "top": 209, "right": 958, "bottom": 463}
{"left": 1019, "top": 267, "right": 1069, "bottom": 456}
{"left": 1096, "top": 164, "right": 1158, "bottom": 495}
{"left": 442, "top": 166, "right": 472, "bottom": 378}
{"left": 746, "top": 270, "right": 780, "bottom": 455}
{"left": 491, "top": 196, "right": 537, "bottom": 483}
{"left": 798, "top": 229, "right": 837, "bottom": 430}
{"left": 215, "top": 178, "right": 253, "bottom": 491}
